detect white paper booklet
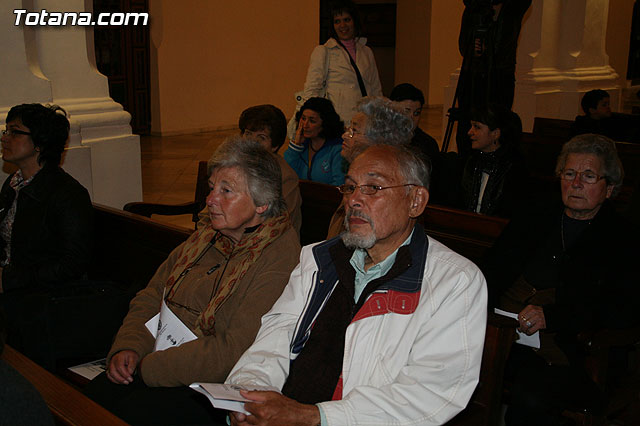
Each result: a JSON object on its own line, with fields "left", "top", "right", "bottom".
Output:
{"left": 145, "top": 297, "right": 197, "bottom": 352}
{"left": 189, "top": 383, "right": 280, "bottom": 415}
{"left": 68, "top": 358, "right": 107, "bottom": 380}
{"left": 494, "top": 308, "right": 541, "bottom": 348}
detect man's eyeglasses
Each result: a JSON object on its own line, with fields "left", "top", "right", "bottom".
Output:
{"left": 337, "top": 183, "right": 417, "bottom": 195}
{"left": 2, "top": 129, "right": 32, "bottom": 137}
{"left": 559, "top": 169, "right": 605, "bottom": 185}
{"left": 344, "top": 126, "right": 360, "bottom": 138}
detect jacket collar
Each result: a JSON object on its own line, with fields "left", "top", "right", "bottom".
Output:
{"left": 326, "top": 37, "right": 368, "bottom": 49}
{"left": 20, "top": 165, "right": 60, "bottom": 203}
{"left": 313, "top": 223, "right": 429, "bottom": 294}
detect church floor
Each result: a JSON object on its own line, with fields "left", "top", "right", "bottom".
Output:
{"left": 138, "top": 106, "right": 445, "bottom": 229}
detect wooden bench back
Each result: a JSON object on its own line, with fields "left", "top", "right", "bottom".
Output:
{"left": 525, "top": 117, "right": 640, "bottom": 185}
{"left": 90, "top": 204, "right": 191, "bottom": 294}
{"left": 1, "top": 345, "right": 131, "bottom": 426}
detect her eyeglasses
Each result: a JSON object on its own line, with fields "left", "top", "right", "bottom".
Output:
{"left": 559, "top": 169, "right": 605, "bottom": 185}
{"left": 2, "top": 129, "right": 32, "bottom": 137}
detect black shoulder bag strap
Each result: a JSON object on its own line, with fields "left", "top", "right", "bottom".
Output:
{"left": 336, "top": 39, "right": 368, "bottom": 97}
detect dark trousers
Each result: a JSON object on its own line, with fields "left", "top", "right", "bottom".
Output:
{"left": 504, "top": 345, "right": 604, "bottom": 426}
{"left": 84, "top": 372, "right": 228, "bottom": 426}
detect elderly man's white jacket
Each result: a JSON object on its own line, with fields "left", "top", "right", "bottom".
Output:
{"left": 226, "top": 227, "right": 487, "bottom": 425}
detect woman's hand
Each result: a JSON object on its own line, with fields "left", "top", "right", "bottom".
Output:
{"left": 518, "top": 305, "right": 546, "bottom": 336}
{"left": 106, "top": 350, "right": 140, "bottom": 385}
{"left": 292, "top": 121, "right": 304, "bottom": 146}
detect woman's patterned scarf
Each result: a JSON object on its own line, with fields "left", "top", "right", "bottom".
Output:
{"left": 165, "top": 212, "right": 290, "bottom": 335}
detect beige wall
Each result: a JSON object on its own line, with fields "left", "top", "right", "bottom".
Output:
{"left": 147, "top": 1, "right": 634, "bottom": 134}
{"left": 395, "top": 0, "right": 430, "bottom": 100}
{"left": 149, "top": 0, "right": 318, "bottom": 135}
{"left": 606, "top": 0, "right": 635, "bottom": 91}
{"left": 427, "top": 1, "right": 464, "bottom": 107}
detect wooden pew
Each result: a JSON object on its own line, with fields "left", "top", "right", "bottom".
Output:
{"left": 89, "top": 203, "right": 191, "bottom": 293}
{"left": 2, "top": 345, "right": 131, "bottom": 426}
{"left": 419, "top": 204, "right": 508, "bottom": 264}
{"left": 5, "top": 197, "right": 514, "bottom": 426}
{"left": 525, "top": 117, "right": 640, "bottom": 185}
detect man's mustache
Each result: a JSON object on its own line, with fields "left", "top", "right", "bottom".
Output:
{"left": 345, "top": 209, "right": 374, "bottom": 228}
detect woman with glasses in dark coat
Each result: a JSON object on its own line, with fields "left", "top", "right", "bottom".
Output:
{"left": 0, "top": 103, "right": 93, "bottom": 369}
{"left": 483, "top": 134, "right": 639, "bottom": 425}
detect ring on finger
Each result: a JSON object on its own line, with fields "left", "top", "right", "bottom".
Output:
{"left": 525, "top": 320, "right": 532, "bottom": 327}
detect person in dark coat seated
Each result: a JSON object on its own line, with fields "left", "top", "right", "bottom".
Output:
{"left": 0, "top": 103, "right": 93, "bottom": 370}
{"left": 570, "top": 89, "right": 615, "bottom": 139}
{"left": 457, "top": 104, "right": 526, "bottom": 217}
{"left": 483, "top": 133, "right": 639, "bottom": 425}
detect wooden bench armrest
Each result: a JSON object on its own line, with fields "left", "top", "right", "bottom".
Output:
{"left": 1, "top": 345, "right": 130, "bottom": 426}
{"left": 123, "top": 200, "right": 202, "bottom": 219}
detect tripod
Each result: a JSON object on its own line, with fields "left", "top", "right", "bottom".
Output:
{"left": 441, "top": 2, "right": 497, "bottom": 154}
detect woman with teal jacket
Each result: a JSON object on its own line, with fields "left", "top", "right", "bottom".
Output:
{"left": 285, "top": 97, "right": 345, "bottom": 186}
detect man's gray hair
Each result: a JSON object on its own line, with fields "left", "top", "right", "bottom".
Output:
{"left": 208, "top": 136, "right": 286, "bottom": 218}
{"left": 555, "top": 133, "right": 624, "bottom": 196}
{"left": 389, "top": 144, "right": 431, "bottom": 190}
{"left": 355, "top": 96, "right": 414, "bottom": 145}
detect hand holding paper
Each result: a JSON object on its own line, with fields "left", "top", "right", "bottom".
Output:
{"left": 494, "top": 308, "right": 541, "bottom": 348}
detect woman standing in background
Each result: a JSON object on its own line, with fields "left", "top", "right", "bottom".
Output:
{"left": 297, "top": 0, "right": 382, "bottom": 129}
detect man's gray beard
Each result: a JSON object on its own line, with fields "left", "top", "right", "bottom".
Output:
{"left": 341, "top": 210, "right": 376, "bottom": 249}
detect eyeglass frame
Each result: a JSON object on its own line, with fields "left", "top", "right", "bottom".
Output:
{"left": 2, "top": 129, "right": 32, "bottom": 137}
{"left": 344, "top": 125, "right": 362, "bottom": 139}
{"left": 558, "top": 168, "right": 607, "bottom": 185}
{"left": 337, "top": 183, "right": 417, "bottom": 195}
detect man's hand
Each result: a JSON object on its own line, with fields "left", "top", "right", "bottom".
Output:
{"left": 518, "top": 305, "right": 546, "bottom": 336}
{"left": 229, "top": 391, "right": 320, "bottom": 426}
{"left": 106, "top": 350, "right": 140, "bottom": 385}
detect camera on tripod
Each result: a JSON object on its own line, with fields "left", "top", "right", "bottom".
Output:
{"left": 464, "top": 0, "right": 502, "bottom": 57}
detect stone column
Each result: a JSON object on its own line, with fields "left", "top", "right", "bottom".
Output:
{"left": 0, "top": 0, "right": 142, "bottom": 208}
{"left": 444, "top": 0, "right": 620, "bottom": 137}
{"left": 513, "top": 0, "right": 619, "bottom": 131}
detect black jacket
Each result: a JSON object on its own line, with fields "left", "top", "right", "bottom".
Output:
{"left": 459, "top": 145, "right": 525, "bottom": 217}
{"left": 0, "top": 165, "right": 93, "bottom": 292}
{"left": 483, "top": 200, "right": 639, "bottom": 363}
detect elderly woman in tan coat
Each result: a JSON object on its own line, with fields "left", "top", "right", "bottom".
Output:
{"left": 86, "top": 137, "right": 301, "bottom": 426}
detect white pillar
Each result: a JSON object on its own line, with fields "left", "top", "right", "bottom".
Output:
{"left": 513, "top": 0, "right": 619, "bottom": 131}
{"left": 444, "top": 0, "right": 620, "bottom": 136}
{"left": 0, "top": 0, "right": 142, "bottom": 209}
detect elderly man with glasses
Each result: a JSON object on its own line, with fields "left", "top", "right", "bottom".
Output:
{"left": 225, "top": 144, "right": 487, "bottom": 426}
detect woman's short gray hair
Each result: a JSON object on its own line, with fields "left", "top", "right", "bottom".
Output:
{"left": 355, "top": 96, "right": 414, "bottom": 145}
{"left": 555, "top": 133, "right": 624, "bottom": 196}
{"left": 208, "top": 136, "right": 286, "bottom": 218}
